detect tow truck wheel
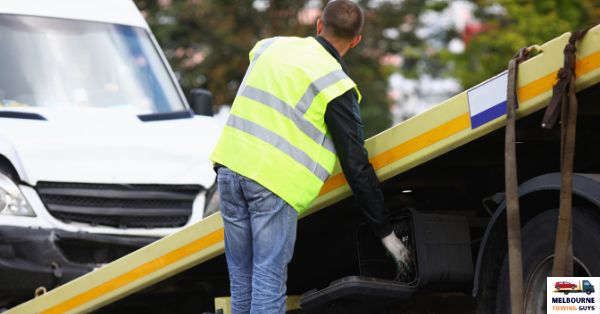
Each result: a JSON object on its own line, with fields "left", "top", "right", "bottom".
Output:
{"left": 495, "top": 207, "right": 600, "bottom": 314}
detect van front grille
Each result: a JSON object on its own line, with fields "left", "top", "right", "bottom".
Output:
{"left": 36, "top": 182, "right": 201, "bottom": 228}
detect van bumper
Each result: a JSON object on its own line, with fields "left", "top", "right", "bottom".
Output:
{"left": 0, "top": 226, "right": 156, "bottom": 305}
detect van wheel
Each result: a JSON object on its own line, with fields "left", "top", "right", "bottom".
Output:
{"left": 495, "top": 208, "right": 600, "bottom": 314}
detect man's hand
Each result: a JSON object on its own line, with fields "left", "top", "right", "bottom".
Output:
{"left": 381, "top": 232, "right": 415, "bottom": 282}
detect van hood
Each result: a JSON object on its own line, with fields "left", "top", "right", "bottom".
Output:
{"left": 0, "top": 107, "right": 221, "bottom": 188}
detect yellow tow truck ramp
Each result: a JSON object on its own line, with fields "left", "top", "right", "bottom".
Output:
{"left": 8, "top": 25, "right": 600, "bottom": 314}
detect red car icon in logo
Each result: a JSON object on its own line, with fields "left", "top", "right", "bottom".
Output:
{"left": 555, "top": 281, "right": 578, "bottom": 290}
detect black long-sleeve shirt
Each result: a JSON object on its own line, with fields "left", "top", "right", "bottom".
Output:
{"left": 315, "top": 36, "right": 393, "bottom": 238}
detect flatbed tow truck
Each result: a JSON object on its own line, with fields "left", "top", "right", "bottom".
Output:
{"left": 6, "top": 24, "right": 600, "bottom": 314}
{"left": 555, "top": 280, "right": 595, "bottom": 295}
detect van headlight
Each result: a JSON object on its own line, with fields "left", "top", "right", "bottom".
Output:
{"left": 0, "top": 173, "right": 35, "bottom": 217}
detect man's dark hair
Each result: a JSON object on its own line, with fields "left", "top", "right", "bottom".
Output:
{"left": 321, "top": 0, "right": 364, "bottom": 39}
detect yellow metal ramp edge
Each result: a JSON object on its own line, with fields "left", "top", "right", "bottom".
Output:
{"left": 214, "top": 295, "right": 301, "bottom": 314}
{"left": 7, "top": 24, "right": 600, "bottom": 314}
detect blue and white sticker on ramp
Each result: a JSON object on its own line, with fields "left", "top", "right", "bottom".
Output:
{"left": 467, "top": 72, "right": 512, "bottom": 129}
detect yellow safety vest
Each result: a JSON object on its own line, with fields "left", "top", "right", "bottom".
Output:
{"left": 210, "top": 36, "right": 361, "bottom": 213}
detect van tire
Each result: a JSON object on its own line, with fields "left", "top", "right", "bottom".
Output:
{"left": 495, "top": 207, "right": 600, "bottom": 314}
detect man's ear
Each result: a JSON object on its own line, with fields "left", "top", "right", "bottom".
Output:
{"left": 349, "top": 34, "right": 362, "bottom": 49}
{"left": 316, "top": 18, "right": 324, "bottom": 36}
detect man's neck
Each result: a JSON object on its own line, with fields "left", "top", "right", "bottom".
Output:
{"left": 318, "top": 34, "right": 349, "bottom": 57}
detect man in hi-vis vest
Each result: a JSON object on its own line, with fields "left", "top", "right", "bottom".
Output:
{"left": 210, "top": 1, "right": 413, "bottom": 313}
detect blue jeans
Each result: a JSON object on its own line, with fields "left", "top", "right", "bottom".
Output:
{"left": 217, "top": 167, "right": 298, "bottom": 314}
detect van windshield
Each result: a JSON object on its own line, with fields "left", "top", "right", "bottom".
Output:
{"left": 0, "top": 14, "right": 186, "bottom": 113}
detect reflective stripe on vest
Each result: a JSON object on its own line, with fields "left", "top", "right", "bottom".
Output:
{"left": 238, "top": 37, "right": 279, "bottom": 90}
{"left": 238, "top": 84, "right": 336, "bottom": 154}
{"left": 211, "top": 36, "right": 360, "bottom": 212}
{"left": 226, "top": 115, "right": 330, "bottom": 181}
{"left": 295, "top": 69, "right": 347, "bottom": 114}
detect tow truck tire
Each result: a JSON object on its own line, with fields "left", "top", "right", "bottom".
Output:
{"left": 495, "top": 207, "right": 600, "bottom": 314}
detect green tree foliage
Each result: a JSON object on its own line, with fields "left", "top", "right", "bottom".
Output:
{"left": 350, "top": 0, "right": 453, "bottom": 132}
{"left": 453, "top": 0, "right": 600, "bottom": 90}
{"left": 135, "top": 1, "right": 600, "bottom": 135}
{"left": 134, "top": 0, "right": 450, "bottom": 137}
{"left": 134, "top": 0, "right": 303, "bottom": 108}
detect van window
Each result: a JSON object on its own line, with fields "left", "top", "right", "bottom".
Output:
{"left": 0, "top": 14, "right": 185, "bottom": 113}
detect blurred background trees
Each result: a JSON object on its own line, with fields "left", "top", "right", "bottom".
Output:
{"left": 453, "top": 0, "right": 600, "bottom": 89}
{"left": 134, "top": 0, "right": 600, "bottom": 137}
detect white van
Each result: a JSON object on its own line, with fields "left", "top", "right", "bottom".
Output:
{"left": 0, "top": 0, "right": 221, "bottom": 305}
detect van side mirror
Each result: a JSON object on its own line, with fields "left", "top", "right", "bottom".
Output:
{"left": 189, "top": 88, "right": 213, "bottom": 116}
